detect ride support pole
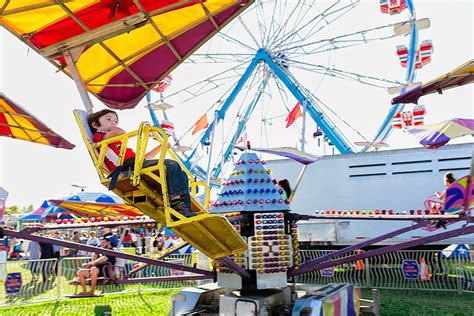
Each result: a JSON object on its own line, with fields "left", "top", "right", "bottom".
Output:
{"left": 64, "top": 49, "right": 94, "bottom": 114}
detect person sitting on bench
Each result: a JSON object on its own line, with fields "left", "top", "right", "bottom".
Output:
{"left": 87, "top": 109, "right": 195, "bottom": 218}
{"left": 75, "top": 235, "right": 116, "bottom": 296}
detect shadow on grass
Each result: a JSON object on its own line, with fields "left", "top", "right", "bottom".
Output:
{"left": 51, "top": 301, "right": 61, "bottom": 316}
{"left": 138, "top": 292, "right": 154, "bottom": 312}
{"left": 94, "top": 305, "right": 112, "bottom": 316}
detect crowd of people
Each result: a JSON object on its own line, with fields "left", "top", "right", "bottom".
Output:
{"left": 2, "top": 227, "right": 164, "bottom": 288}
{"left": 5, "top": 225, "right": 165, "bottom": 260}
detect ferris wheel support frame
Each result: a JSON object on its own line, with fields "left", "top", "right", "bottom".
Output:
{"left": 184, "top": 48, "right": 354, "bottom": 178}
{"left": 256, "top": 49, "right": 353, "bottom": 154}
{"left": 146, "top": 93, "right": 162, "bottom": 127}
{"left": 212, "top": 71, "right": 272, "bottom": 178}
{"left": 185, "top": 53, "right": 261, "bottom": 166}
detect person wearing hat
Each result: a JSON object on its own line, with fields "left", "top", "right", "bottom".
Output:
{"left": 75, "top": 235, "right": 116, "bottom": 296}
{"left": 52, "top": 231, "right": 62, "bottom": 259}
{"left": 102, "top": 232, "right": 119, "bottom": 248}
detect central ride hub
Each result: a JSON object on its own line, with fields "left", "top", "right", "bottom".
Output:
{"left": 210, "top": 152, "right": 300, "bottom": 290}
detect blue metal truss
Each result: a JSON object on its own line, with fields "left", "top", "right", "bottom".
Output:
{"left": 212, "top": 72, "right": 271, "bottom": 178}
{"left": 183, "top": 48, "right": 354, "bottom": 180}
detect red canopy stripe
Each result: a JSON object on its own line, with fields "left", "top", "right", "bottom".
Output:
{"left": 0, "top": 113, "right": 12, "bottom": 136}
{"left": 0, "top": 1, "right": 254, "bottom": 109}
{"left": 28, "top": 1, "right": 201, "bottom": 49}
{"left": 96, "top": 4, "right": 244, "bottom": 108}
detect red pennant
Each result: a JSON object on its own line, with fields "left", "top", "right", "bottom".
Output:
{"left": 285, "top": 102, "right": 302, "bottom": 128}
{"left": 192, "top": 113, "right": 209, "bottom": 135}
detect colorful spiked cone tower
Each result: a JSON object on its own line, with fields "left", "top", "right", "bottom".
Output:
{"left": 210, "top": 153, "right": 300, "bottom": 290}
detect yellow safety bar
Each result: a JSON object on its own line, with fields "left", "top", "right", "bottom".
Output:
{"left": 74, "top": 109, "right": 247, "bottom": 259}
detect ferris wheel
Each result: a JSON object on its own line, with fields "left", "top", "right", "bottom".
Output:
{"left": 148, "top": 0, "right": 431, "bottom": 183}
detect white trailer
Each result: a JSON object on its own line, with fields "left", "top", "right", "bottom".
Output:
{"left": 266, "top": 143, "right": 474, "bottom": 248}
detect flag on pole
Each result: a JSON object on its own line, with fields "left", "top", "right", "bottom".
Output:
{"left": 237, "top": 133, "right": 248, "bottom": 144}
{"left": 192, "top": 113, "right": 209, "bottom": 135}
{"left": 152, "top": 74, "right": 173, "bottom": 93}
{"left": 285, "top": 102, "right": 302, "bottom": 128}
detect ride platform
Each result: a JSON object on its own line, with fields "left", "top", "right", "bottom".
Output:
{"left": 74, "top": 109, "right": 247, "bottom": 259}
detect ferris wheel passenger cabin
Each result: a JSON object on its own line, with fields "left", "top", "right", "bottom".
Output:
{"left": 397, "top": 40, "right": 434, "bottom": 69}
{"left": 379, "top": 0, "right": 407, "bottom": 15}
{"left": 391, "top": 104, "right": 426, "bottom": 129}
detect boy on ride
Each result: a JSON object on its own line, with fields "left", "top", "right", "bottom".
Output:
{"left": 87, "top": 109, "right": 195, "bottom": 218}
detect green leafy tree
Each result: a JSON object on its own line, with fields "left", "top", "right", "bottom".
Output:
{"left": 22, "top": 204, "right": 34, "bottom": 213}
{"left": 5, "top": 205, "right": 19, "bottom": 214}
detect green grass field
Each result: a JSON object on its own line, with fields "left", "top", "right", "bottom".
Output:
{"left": 0, "top": 257, "right": 196, "bottom": 303}
{"left": 0, "top": 290, "right": 178, "bottom": 316}
{"left": 361, "top": 289, "right": 474, "bottom": 316}
{"left": 1, "top": 288, "right": 473, "bottom": 316}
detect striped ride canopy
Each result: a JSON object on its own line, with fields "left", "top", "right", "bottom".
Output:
{"left": 0, "top": 0, "right": 254, "bottom": 109}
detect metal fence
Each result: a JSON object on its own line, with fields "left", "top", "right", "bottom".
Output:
{"left": 0, "top": 258, "right": 59, "bottom": 305}
{"left": 0, "top": 255, "right": 201, "bottom": 307}
{"left": 296, "top": 250, "right": 474, "bottom": 292}
{"left": 1, "top": 250, "right": 473, "bottom": 307}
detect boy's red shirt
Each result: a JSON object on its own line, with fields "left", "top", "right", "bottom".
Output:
{"left": 93, "top": 132, "right": 135, "bottom": 171}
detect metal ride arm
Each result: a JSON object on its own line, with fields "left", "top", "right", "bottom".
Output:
{"left": 293, "top": 220, "right": 430, "bottom": 272}
{"left": 74, "top": 110, "right": 246, "bottom": 259}
{"left": 1, "top": 227, "right": 212, "bottom": 278}
{"left": 293, "top": 169, "right": 474, "bottom": 275}
{"left": 290, "top": 217, "right": 474, "bottom": 277}
{"left": 126, "top": 241, "right": 190, "bottom": 277}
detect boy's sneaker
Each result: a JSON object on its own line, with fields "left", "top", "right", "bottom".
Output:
{"left": 173, "top": 201, "right": 195, "bottom": 218}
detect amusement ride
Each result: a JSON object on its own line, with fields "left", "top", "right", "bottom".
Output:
{"left": 0, "top": 0, "right": 472, "bottom": 315}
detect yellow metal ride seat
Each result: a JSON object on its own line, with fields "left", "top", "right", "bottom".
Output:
{"left": 74, "top": 109, "right": 247, "bottom": 259}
